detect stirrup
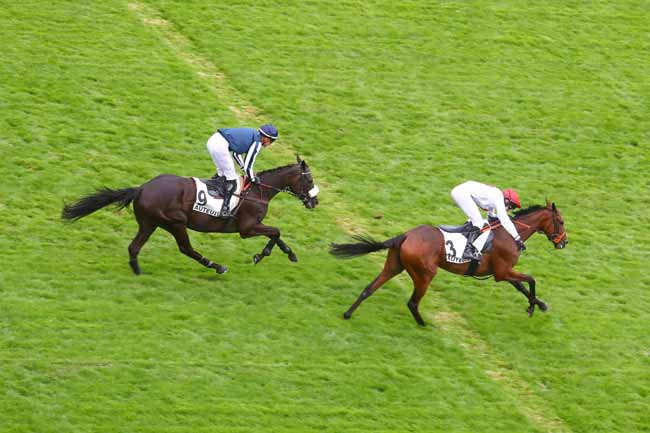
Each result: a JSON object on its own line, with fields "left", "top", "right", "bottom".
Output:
{"left": 220, "top": 195, "right": 233, "bottom": 217}
{"left": 219, "top": 207, "right": 231, "bottom": 217}
{"left": 462, "top": 245, "right": 482, "bottom": 261}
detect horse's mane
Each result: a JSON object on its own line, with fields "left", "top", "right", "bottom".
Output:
{"left": 512, "top": 204, "right": 545, "bottom": 219}
{"left": 258, "top": 163, "right": 297, "bottom": 176}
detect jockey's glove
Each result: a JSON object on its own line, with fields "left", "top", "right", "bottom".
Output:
{"left": 250, "top": 176, "right": 260, "bottom": 184}
{"left": 516, "top": 239, "right": 526, "bottom": 251}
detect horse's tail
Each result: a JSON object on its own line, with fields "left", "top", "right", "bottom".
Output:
{"left": 61, "top": 187, "right": 139, "bottom": 222}
{"left": 330, "top": 233, "right": 406, "bottom": 259}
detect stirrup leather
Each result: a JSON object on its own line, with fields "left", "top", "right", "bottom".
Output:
{"left": 219, "top": 180, "right": 237, "bottom": 217}
{"left": 462, "top": 242, "right": 482, "bottom": 261}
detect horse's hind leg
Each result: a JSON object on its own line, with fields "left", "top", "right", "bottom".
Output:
{"left": 165, "top": 223, "right": 227, "bottom": 274}
{"left": 405, "top": 269, "right": 435, "bottom": 327}
{"left": 128, "top": 222, "right": 157, "bottom": 275}
{"left": 343, "top": 248, "right": 403, "bottom": 320}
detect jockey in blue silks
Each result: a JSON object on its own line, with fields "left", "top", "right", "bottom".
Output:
{"left": 206, "top": 124, "right": 279, "bottom": 217}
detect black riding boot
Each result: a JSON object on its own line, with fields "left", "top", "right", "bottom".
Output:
{"left": 462, "top": 225, "right": 483, "bottom": 261}
{"left": 219, "top": 179, "right": 237, "bottom": 217}
{"left": 206, "top": 173, "right": 224, "bottom": 195}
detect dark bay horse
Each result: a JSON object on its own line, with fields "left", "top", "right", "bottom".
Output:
{"left": 330, "top": 201, "right": 567, "bottom": 326}
{"left": 62, "top": 156, "right": 319, "bottom": 274}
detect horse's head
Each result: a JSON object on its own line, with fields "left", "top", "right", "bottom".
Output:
{"left": 538, "top": 200, "right": 568, "bottom": 249}
{"left": 289, "top": 155, "right": 319, "bottom": 209}
{"left": 256, "top": 156, "right": 319, "bottom": 208}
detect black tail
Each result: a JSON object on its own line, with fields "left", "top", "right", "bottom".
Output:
{"left": 330, "top": 234, "right": 406, "bottom": 259}
{"left": 61, "top": 187, "right": 139, "bottom": 222}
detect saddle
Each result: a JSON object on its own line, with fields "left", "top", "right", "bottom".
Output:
{"left": 439, "top": 216, "right": 500, "bottom": 236}
{"left": 438, "top": 218, "right": 500, "bottom": 276}
{"left": 438, "top": 221, "right": 474, "bottom": 235}
{"left": 201, "top": 176, "right": 227, "bottom": 198}
{"left": 438, "top": 221, "right": 496, "bottom": 261}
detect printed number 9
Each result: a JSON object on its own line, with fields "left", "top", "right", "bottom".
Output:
{"left": 198, "top": 190, "right": 207, "bottom": 206}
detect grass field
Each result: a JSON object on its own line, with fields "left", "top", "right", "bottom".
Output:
{"left": 1, "top": 1, "right": 649, "bottom": 432}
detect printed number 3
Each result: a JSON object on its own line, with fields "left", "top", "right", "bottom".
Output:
{"left": 446, "top": 240, "right": 457, "bottom": 258}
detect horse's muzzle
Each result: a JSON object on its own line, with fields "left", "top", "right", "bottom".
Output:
{"left": 303, "top": 185, "right": 319, "bottom": 209}
{"left": 304, "top": 196, "right": 318, "bottom": 209}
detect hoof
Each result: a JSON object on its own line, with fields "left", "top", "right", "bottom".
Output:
{"left": 215, "top": 265, "right": 227, "bottom": 274}
{"left": 253, "top": 254, "right": 262, "bottom": 265}
{"left": 343, "top": 312, "right": 352, "bottom": 320}
{"left": 527, "top": 306, "right": 535, "bottom": 317}
{"left": 288, "top": 253, "right": 298, "bottom": 262}
{"left": 537, "top": 301, "right": 549, "bottom": 312}
{"left": 129, "top": 261, "right": 141, "bottom": 276}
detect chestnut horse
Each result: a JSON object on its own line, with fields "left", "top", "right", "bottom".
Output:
{"left": 62, "top": 156, "right": 319, "bottom": 274}
{"left": 330, "top": 201, "right": 567, "bottom": 326}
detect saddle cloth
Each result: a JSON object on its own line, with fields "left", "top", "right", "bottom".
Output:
{"left": 191, "top": 177, "right": 242, "bottom": 218}
{"left": 439, "top": 227, "right": 493, "bottom": 264}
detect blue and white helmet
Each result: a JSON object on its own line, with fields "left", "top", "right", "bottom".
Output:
{"left": 259, "top": 124, "right": 279, "bottom": 140}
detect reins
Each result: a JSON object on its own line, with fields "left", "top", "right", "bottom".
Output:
{"left": 258, "top": 182, "right": 300, "bottom": 198}
{"left": 227, "top": 183, "right": 285, "bottom": 216}
{"left": 483, "top": 211, "right": 565, "bottom": 245}
{"left": 233, "top": 171, "right": 312, "bottom": 204}
{"left": 259, "top": 169, "right": 314, "bottom": 201}
{"left": 253, "top": 169, "right": 315, "bottom": 202}
{"left": 482, "top": 220, "right": 531, "bottom": 232}
{"left": 233, "top": 190, "right": 268, "bottom": 204}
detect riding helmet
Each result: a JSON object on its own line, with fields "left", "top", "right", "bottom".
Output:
{"left": 259, "top": 124, "right": 279, "bottom": 140}
{"left": 502, "top": 188, "right": 521, "bottom": 208}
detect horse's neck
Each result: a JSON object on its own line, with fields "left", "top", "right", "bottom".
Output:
{"left": 514, "top": 211, "right": 549, "bottom": 240}
{"left": 259, "top": 166, "right": 297, "bottom": 198}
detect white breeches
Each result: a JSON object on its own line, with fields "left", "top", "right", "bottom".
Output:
{"left": 206, "top": 132, "right": 237, "bottom": 180}
{"left": 451, "top": 184, "right": 488, "bottom": 229}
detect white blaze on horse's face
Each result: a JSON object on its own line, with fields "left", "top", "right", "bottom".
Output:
{"left": 308, "top": 185, "right": 319, "bottom": 198}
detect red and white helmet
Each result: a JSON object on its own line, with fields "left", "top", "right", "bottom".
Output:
{"left": 502, "top": 188, "right": 521, "bottom": 208}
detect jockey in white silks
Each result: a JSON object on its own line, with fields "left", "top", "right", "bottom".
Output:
{"left": 206, "top": 124, "right": 278, "bottom": 217}
{"left": 450, "top": 180, "right": 525, "bottom": 260}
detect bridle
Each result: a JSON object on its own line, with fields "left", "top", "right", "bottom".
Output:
{"left": 536, "top": 209, "right": 566, "bottom": 245}
{"left": 498, "top": 207, "right": 566, "bottom": 246}
{"left": 256, "top": 169, "right": 319, "bottom": 205}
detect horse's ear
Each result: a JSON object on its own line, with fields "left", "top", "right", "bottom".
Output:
{"left": 296, "top": 154, "right": 302, "bottom": 164}
{"left": 552, "top": 202, "right": 557, "bottom": 212}
{"left": 545, "top": 197, "right": 551, "bottom": 207}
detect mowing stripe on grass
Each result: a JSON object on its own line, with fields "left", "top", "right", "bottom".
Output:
{"left": 428, "top": 306, "right": 572, "bottom": 433}
{"left": 128, "top": 1, "right": 266, "bottom": 131}
{"left": 128, "top": 2, "right": 572, "bottom": 431}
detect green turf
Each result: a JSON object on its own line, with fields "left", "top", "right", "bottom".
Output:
{"left": 1, "top": 1, "right": 649, "bottom": 432}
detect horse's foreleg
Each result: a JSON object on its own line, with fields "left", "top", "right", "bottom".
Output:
{"left": 344, "top": 248, "right": 404, "bottom": 320}
{"left": 275, "top": 238, "right": 298, "bottom": 262}
{"left": 128, "top": 222, "right": 157, "bottom": 275}
{"left": 240, "top": 224, "right": 297, "bottom": 264}
{"left": 166, "top": 224, "right": 227, "bottom": 274}
{"left": 505, "top": 273, "right": 546, "bottom": 316}
{"left": 253, "top": 238, "right": 277, "bottom": 265}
